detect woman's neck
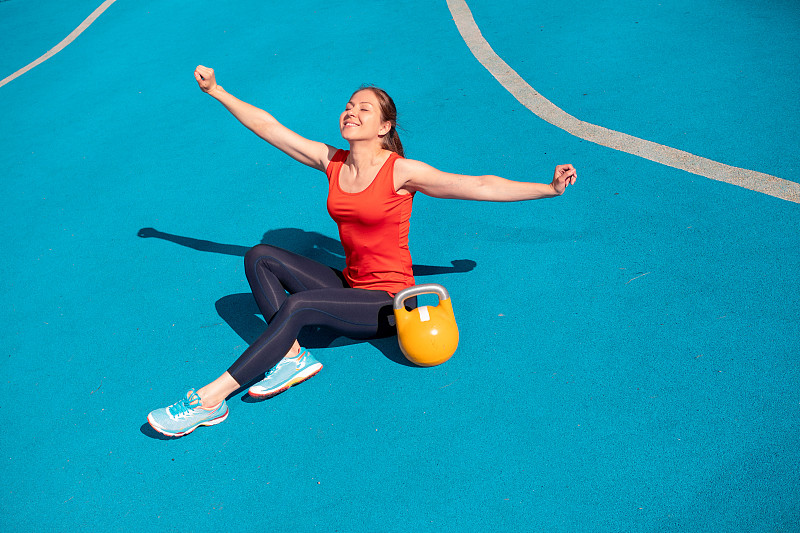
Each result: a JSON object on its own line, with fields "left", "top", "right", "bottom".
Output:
{"left": 347, "top": 140, "right": 388, "bottom": 168}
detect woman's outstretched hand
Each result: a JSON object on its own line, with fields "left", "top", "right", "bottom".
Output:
{"left": 551, "top": 164, "right": 577, "bottom": 196}
{"left": 194, "top": 65, "right": 217, "bottom": 93}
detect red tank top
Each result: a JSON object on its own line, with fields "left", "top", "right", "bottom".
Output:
{"left": 326, "top": 149, "right": 415, "bottom": 295}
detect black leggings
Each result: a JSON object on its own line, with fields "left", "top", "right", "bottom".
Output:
{"left": 227, "top": 244, "right": 397, "bottom": 385}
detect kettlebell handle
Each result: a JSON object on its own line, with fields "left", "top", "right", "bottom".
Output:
{"left": 393, "top": 283, "right": 450, "bottom": 310}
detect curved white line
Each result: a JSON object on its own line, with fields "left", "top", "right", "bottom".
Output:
{"left": 0, "top": 0, "right": 118, "bottom": 89}
{"left": 446, "top": 0, "right": 800, "bottom": 204}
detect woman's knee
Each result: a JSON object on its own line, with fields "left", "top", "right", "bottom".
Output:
{"left": 244, "top": 244, "right": 281, "bottom": 272}
{"left": 276, "top": 292, "right": 308, "bottom": 317}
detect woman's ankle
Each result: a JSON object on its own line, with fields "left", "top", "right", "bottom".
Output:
{"left": 286, "top": 341, "right": 302, "bottom": 358}
{"left": 196, "top": 372, "right": 240, "bottom": 407}
{"left": 196, "top": 388, "right": 222, "bottom": 408}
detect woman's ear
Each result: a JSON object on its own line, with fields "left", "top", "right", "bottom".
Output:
{"left": 379, "top": 121, "right": 392, "bottom": 136}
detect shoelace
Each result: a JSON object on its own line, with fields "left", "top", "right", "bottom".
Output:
{"left": 168, "top": 390, "right": 202, "bottom": 418}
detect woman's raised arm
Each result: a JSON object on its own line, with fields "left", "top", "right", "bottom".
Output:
{"left": 194, "top": 65, "right": 337, "bottom": 172}
{"left": 395, "top": 158, "right": 577, "bottom": 201}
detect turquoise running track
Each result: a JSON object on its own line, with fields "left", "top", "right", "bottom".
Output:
{"left": 1, "top": 0, "right": 798, "bottom": 531}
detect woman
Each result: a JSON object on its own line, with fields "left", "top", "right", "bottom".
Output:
{"left": 146, "top": 65, "right": 577, "bottom": 437}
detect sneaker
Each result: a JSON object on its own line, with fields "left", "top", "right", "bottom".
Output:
{"left": 248, "top": 349, "right": 322, "bottom": 399}
{"left": 147, "top": 389, "right": 228, "bottom": 437}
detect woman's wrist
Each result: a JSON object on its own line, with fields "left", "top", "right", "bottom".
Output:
{"left": 207, "top": 84, "right": 225, "bottom": 98}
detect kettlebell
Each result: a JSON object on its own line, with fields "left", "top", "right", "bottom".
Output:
{"left": 392, "top": 284, "right": 459, "bottom": 367}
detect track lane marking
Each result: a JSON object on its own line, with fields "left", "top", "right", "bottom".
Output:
{"left": 0, "top": 0, "right": 118, "bottom": 89}
{"left": 446, "top": 0, "right": 799, "bottom": 203}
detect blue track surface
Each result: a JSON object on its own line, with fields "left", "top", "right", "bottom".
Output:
{"left": 2, "top": 1, "right": 798, "bottom": 531}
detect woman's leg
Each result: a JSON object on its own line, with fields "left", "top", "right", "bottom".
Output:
{"left": 243, "top": 244, "right": 348, "bottom": 360}
{"left": 147, "top": 289, "right": 396, "bottom": 437}
{"left": 194, "top": 287, "right": 394, "bottom": 406}
{"left": 147, "top": 247, "right": 383, "bottom": 435}
{"left": 226, "top": 287, "right": 395, "bottom": 388}
{"left": 148, "top": 245, "right": 395, "bottom": 428}
{"left": 244, "top": 244, "right": 346, "bottom": 321}
{"left": 198, "top": 246, "right": 393, "bottom": 406}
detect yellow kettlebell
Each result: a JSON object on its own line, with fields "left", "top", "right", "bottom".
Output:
{"left": 393, "top": 284, "right": 459, "bottom": 367}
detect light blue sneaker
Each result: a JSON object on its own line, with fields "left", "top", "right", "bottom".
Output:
{"left": 147, "top": 389, "right": 228, "bottom": 437}
{"left": 248, "top": 349, "right": 323, "bottom": 399}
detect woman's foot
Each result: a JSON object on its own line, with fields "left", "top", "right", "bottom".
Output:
{"left": 147, "top": 389, "right": 228, "bottom": 437}
{"left": 248, "top": 350, "right": 323, "bottom": 399}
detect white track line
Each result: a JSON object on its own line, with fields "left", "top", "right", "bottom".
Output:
{"left": 0, "top": 0, "right": 118, "bottom": 89}
{"left": 446, "top": 0, "right": 799, "bottom": 203}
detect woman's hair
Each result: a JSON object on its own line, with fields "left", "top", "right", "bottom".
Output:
{"left": 356, "top": 85, "right": 404, "bottom": 157}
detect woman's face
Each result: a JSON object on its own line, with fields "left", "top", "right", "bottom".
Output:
{"left": 340, "top": 89, "right": 391, "bottom": 143}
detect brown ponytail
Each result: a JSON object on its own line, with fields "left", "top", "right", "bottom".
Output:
{"left": 356, "top": 85, "right": 404, "bottom": 157}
